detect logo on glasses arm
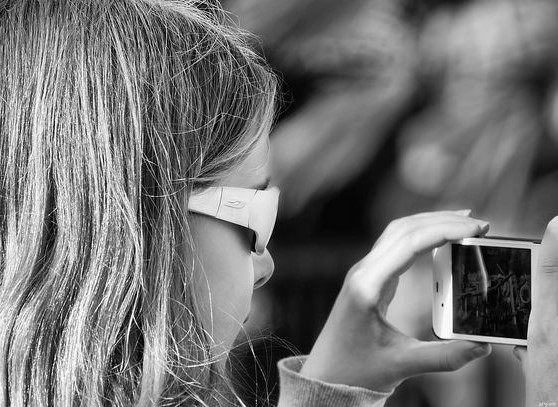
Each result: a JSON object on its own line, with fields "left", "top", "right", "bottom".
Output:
{"left": 224, "top": 199, "right": 247, "bottom": 209}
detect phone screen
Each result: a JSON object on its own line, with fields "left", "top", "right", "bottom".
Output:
{"left": 451, "top": 244, "right": 531, "bottom": 339}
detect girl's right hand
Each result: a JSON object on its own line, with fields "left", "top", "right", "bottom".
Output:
{"left": 300, "top": 210, "right": 492, "bottom": 392}
{"left": 513, "top": 217, "right": 558, "bottom": 406}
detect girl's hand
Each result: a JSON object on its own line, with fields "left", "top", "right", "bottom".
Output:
{"left": 300, "top": 210, "right": 492, "bottom": 392}
{"left": 513, "top": 217, "right": 558, "bottom": 406}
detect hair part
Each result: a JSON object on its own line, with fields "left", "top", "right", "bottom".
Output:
{"left": 0, "top": 0, "right": 277, "bottom": 405}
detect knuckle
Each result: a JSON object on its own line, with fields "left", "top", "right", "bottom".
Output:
{"left": 540, "top": 257, "right": 558, "bottom": 274}
{"left": 439, "top": 352, "right": 451, "bottom": 371}
{"left": 345, "top": 260, "right": 363, "bottom": 280}
{"left": 405, "top": 227, "right": 419, "bottom": 255}
{"left": 384, "top": 220, "right": 398, "bottom": 236}
{"left": 345, "top": 271, "right": 381, "bottom": 311}
{"left": 388, "top": 217, "right": 409, "bottom": 234}
{"left": 439, "top": 350, "right": 460, "bottom": 372}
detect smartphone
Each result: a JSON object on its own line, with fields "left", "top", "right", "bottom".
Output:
{"left": 432, "top": 237, "right": 540, "bottom": 346}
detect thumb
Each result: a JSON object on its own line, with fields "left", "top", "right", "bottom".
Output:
{"left": 403, "top": 341, "right": 492, "bottom": 376}
{"left": 534, "top": 216, "right": 558, "bottom": 314}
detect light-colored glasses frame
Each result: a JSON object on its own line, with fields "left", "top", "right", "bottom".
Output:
{"left": 187, "top": 186, "right": 280, "bottom": 255}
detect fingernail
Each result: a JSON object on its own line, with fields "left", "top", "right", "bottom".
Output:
{"left": 478, "top": 221, "right": 490, "bottom": 231}
{"left": 456, "top": 209, "right": 472, "bottom": 216}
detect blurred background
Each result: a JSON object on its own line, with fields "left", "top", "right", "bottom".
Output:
{"left": 221, "top": 0, "right": 558, "bottom": 405}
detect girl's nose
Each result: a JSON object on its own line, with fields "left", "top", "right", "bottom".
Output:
{"left": 252, "top": 249, "right": 274, "bottom": 289}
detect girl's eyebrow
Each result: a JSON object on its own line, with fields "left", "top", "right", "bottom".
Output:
{"left": 253, "top": 177, "right": 271, "bottom": 190}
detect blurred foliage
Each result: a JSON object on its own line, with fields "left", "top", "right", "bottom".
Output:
{"left": 224, "top": 0, "right": 558, "bottom": 406}
{"left": 226, "top": 0, "right": 558, "bottom": 237}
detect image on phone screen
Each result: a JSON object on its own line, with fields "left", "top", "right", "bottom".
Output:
{"left": 451, "top": 244, "right": 531, "bottom": 339}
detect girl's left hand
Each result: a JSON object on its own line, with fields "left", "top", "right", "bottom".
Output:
{"left": 300, "top": 210, "right": 492, "bottom": 392}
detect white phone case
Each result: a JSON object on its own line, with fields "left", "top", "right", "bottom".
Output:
{"left": 432, "top": 237, "right": 539, "bottom": 346}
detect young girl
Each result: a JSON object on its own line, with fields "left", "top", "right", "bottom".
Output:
{"left": 1, "top": 1, "right": 555, "bottom": 406}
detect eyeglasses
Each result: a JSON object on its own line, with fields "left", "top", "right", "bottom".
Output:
{"left": 187, "top": 186, "right": 280, "bottom": 255}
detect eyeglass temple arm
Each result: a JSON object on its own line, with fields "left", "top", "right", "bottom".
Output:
{"left": 188, "top": 187, "right": 257, "bottom": 228}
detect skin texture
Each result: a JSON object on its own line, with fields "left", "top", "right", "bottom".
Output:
{"left": 514, "top": 217, "right": 558, "bottom": 406}
{"left": 300, "top": 211, "right": 493, "bottom": 392}
{"left": 190, "top": 135, "right": 275, "bottom": 352}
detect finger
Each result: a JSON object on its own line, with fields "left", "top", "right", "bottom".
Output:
{"left": 398, "top": 209, "right": 472, "bottom": 220}
{"left": 370, "top": 219, "right": 489, "bottom": 281}
{"left": 533, "top": 216, "right": 558, "bottom": 314}
{"left": 373, "top": 213, "right": 488, "bottom": 259}
{"left": 402, "top": 340, "right": 492, "bottom": 376}
{"left": 410, "top": 209, "right": 472, "bottom": 218}
{"left": 373, "top": 211, "right": 477, "bottom": 248}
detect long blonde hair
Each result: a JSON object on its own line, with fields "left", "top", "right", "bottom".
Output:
{"left": 0, "top": 1, "right": 277, "bottom": 405}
